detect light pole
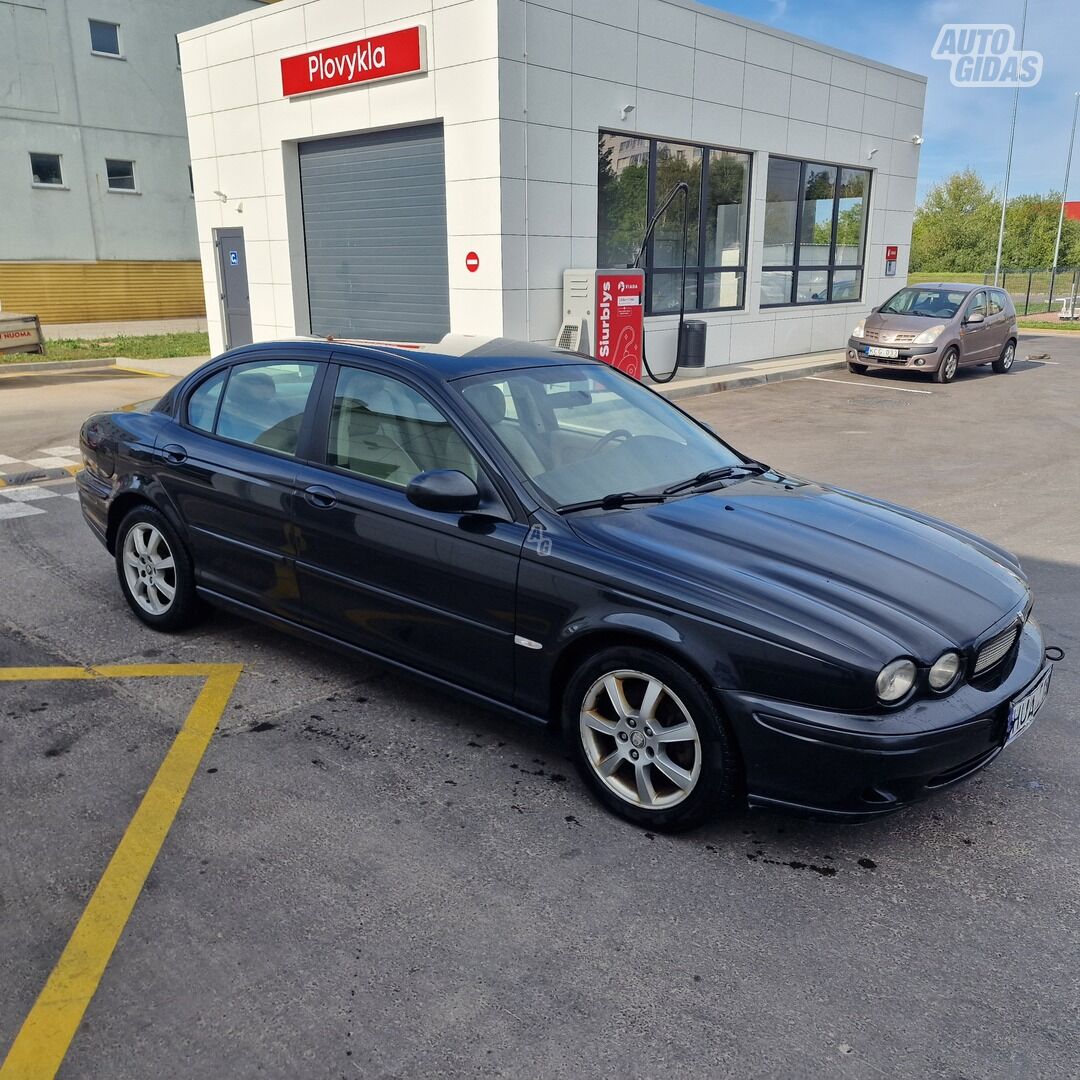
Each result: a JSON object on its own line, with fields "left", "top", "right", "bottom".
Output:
{"left": 993, "top": 0, "right": 1029, "bottom": 286}
{"left": 1049, "top": 91, "right": 1080, "bottom": 307}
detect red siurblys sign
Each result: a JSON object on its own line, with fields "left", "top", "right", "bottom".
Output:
{"left": 595, "top": 270, "right": 645, "bottom": 381}
{"left": 280, "top": 27, "right": 426, "bottom": 98}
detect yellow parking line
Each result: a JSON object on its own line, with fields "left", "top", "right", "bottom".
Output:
{"left": 113, "top": 365, "right": 172, "bottom": 379}
{"left": 0, "top": 662, "right": 243, "bottom": 1080}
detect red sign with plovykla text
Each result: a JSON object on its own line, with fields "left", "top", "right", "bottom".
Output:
{"left": 595, "top": 270, "right": 645, "bottom": 381}
{"left": 281, "top": 27, "right": 426, "bottom": 97}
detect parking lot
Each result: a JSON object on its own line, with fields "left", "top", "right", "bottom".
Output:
{"left": 2, "top": 335, "right": 1078, "bottom": 1079}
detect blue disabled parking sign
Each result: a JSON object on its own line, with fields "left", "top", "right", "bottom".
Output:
{"left": 229, "top": 250, "right": 239, "bottom": 265}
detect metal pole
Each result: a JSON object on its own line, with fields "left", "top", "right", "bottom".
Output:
{"left": 1051, "top": 91, "right": 1080, "bottom": 294}
{"left": 994, "top": 0, "right": 1029, "bottom": 286}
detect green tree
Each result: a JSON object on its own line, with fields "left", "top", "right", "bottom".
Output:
{"left": 911, "top": 170, "right": 999, "bottom": 272}
{"left": 912, "top": 170, "right": 1080, "bottom": 271}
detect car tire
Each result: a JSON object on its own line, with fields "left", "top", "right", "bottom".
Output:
{"left": 992, "top": 339, "right": 1016, "bottom": 374}
{"left": 564, "top": 646, "right": 741, "bottom": 831}
{"left": 847, "top": 361, "right": 868, "bottom": 374}
{"left": 932, "top": 346, "right": 959, "bottom": 384}
{"left": 115, "top": 505, "right": 203, "bottom": 632}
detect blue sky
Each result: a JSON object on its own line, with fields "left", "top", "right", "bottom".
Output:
{"left": 710, "top": 0, "right": 1080, "bottom": 203}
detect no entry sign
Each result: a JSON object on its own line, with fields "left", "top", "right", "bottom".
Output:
{"left": 465, "top": 251, "right": 480, "bottom": 273}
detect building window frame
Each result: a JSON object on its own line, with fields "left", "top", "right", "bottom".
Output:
{"left": 760, "top": 155, "right": 871, "bottom": 308}
{"left": 29, "top": 152, "right": 66, "bottom": 189}
{"left": 88, "top": 19, "right": 124, "bottom": 59}
{"left": 105, "top": 158, "right": 139, "bottom": 194}
{"left": 598, "top": 130, "right": 752, "bottom": 317}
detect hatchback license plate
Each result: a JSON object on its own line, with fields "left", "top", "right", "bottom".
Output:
{"left": 866, "top": 346, "right": 899, "bottom": 359}
{"left": 1006, "top": 665, "right": 1052, "bottom": 746}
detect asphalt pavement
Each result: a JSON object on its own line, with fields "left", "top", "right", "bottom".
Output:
{"left": 1, "top": 334, "right": 1077, "bottom": 1079}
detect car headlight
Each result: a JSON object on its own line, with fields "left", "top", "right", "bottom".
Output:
{"left": 876, "top": 659, "right": 916, "bottom": 703}
{"left": 912, "top": 324, "right": 945, "bottom": 345}
{"left": 851, "top": 319, "right": 866, "bottom": 339}
{"left": 928, "top": 651, "right": 961, "bottom": 691}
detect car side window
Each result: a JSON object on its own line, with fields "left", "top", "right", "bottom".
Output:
{"left": 968, "top": 291, "right": 987, "bottom": 318}
{"left": 187, "top": 370, "right": 226, "bottom": 433}
{"left": 987, "top": 292, "right": 1003, "bottom": 315}
{"left": 213, "top": 361, "right": 319, "bottom": 455}
{"left": 327, "top": 367, "right": 479, "bottom": 488}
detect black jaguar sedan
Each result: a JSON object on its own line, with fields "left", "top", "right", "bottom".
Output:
{"left": 77, "top": 337, "right": 1055, "bottom": 830}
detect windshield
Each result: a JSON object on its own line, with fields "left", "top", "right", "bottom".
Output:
{"left": 879, "top": 287, "right": 967, "bottom": 318}
{"left": 457, "top": 364, "right": 743, "bottom": 507}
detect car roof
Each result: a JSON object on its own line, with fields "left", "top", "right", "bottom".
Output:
{"left": 908, "top": 282, "right": 986, "bottom": 293}
{"left": 216, "top": 335, "right": 593, "bottom": 381}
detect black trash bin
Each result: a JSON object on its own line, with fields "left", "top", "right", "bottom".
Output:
{"left": 677, "top": 319, "right": 706, "bottom": 368}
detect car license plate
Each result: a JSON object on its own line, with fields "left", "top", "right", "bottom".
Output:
{"left": 866, "top": 346, "right": 899, "bottom": 359}
{"left": 1005, "top": 665, "right": 1052, "bottom": 746}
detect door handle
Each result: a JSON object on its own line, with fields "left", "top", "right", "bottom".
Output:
{"left": 303, "top": 485, "right": 337, "bottom": 509}
{"left": 160, "top": 443, "right": 187, "bottom": 464}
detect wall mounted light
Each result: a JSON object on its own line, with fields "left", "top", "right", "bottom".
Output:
{"left": 620, "top": 103, "right": 635, "bottom": 121}
{"left": 867, "top": 147, "right": 879, "bottom": 159}
{"left": 911, "top": 135, "right": 924, "bottom": 145}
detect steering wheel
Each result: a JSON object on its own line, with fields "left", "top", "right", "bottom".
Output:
{"left": 588, "top": 428, "right": 633, "bottom": 456}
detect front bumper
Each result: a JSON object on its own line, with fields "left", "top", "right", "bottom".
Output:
{"left": 719, "top": 619, "right": 1049, "bottom": 820}
{"left": 847, "top": 337, "right": 944, "bottom": 371}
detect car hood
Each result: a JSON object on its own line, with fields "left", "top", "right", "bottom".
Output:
{"left": 565, "top": 476, "right": 1028, "bottom": 664}
{"left": 864, "top": 312, "right": 947, "bottom": 335}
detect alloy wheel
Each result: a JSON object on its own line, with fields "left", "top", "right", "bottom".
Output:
{"left": 579, "top": 669, "right": 702, "bottom": 810}
{"left": 943, "top": 351, "right": 958, "bottom": 380}
{"left": 122, "top": 522, "right": 177, "bottom": 615}
{"left": 1001, "top": 343, "right": 1014, "bottom": 369}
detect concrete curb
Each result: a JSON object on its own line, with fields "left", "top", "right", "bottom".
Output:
{"left": 654, "top": 356, "right": 846, "bottom": 402}
{"left": 0, "top": 358, "right": 109, "bottom": 375}
{"left": 1017, "top": 326, "right": 1080, "bottom": 337}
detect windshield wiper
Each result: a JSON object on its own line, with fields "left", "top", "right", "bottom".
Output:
{"left": 557, "top": 491, "right": 670, "bottom": 514}
{"left": 661, "top": 460, "right": 770, "bottom": 496}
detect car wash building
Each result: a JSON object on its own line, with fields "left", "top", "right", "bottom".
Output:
{"left": 181, "top": 0, "right": 926, "bottom": 374}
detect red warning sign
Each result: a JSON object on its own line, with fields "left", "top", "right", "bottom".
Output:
{"left": 465, "top": 251, "right": 480, "bottom": 273}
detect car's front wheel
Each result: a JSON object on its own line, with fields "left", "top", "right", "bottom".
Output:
{"left": 115, "top": 505, "right": 202, "bottom": 631}
{"left": 565, "top": 647, "right": 740, "bottom": 831}
{"left": 992, "top": 339, "right": 1016, "bottom": 373}
{"left": 933, "top": 346, "right": 959, "bottom": 383}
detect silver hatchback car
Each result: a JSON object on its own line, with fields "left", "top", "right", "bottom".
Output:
{"left": 846, "top": 283, "right": 1018, "bottom": 383}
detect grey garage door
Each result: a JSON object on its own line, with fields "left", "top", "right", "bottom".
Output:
{"left": 299, "top": 124, "right": 451, "bottom": 343}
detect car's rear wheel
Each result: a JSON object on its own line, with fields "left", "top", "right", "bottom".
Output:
{"left": 115, "top": 505, "right": 202, "bottom": 631}
{"left": 992, "top": 339, "right": 1016, "bottom": 373}
{"left": 565, "top": 647, "right": 740, "bottom": 831}
{"left": 847, "top": 361, "right": 868, "bottom": 374}
{"left": 933, "top": 346, "right": 959, "bottom": 383}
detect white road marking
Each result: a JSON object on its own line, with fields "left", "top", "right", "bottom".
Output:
{"left": 36, "top": 445, "right": 82, "bottom": 456}
{"left": 25, "top": 456, "right": 78, "bottom": 469}
{"left": 0, "top": 501, "right": 46, "bottom": 519}
{"left": 1, "top": 486, "right": 60, "bottom": 502}
{"left": 805, "top": 376, "right": 933, "bottom": 395}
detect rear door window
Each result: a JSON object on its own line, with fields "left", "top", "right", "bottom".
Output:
{"left": 212, "top": 361, "right": 320, "bottom": 455}
{"left": 187, "top": 370, "right": 226, "bottom": 433}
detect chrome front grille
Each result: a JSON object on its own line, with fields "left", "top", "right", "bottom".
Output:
{"left": 974, "top": 623, "right": 1021, "bottom": 676}
{"left": 864, "top": 329, "right": 917, "bottom": 344}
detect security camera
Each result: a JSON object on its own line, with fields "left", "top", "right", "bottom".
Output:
{"left": 212, "top": 189, "right": 228, "bottom": 202}
{"left": 911, "top": 135, "right": 924, "bottom": 146}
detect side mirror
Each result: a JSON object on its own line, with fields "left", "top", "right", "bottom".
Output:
{"left": 870, "top": 306, "right": 880, "bottom": 314}
{"left": 965, "top": 311, "right": 985, "bottom": 325}
{"left": 406, "top": 469, "right": 481, "bottom": 514}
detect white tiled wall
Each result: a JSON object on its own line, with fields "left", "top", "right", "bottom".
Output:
{"left": 498, "top": 0, "right": 925, "bottom": 365}
{"left": 183, "top": 0, "right": 924, "bottom": 366}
